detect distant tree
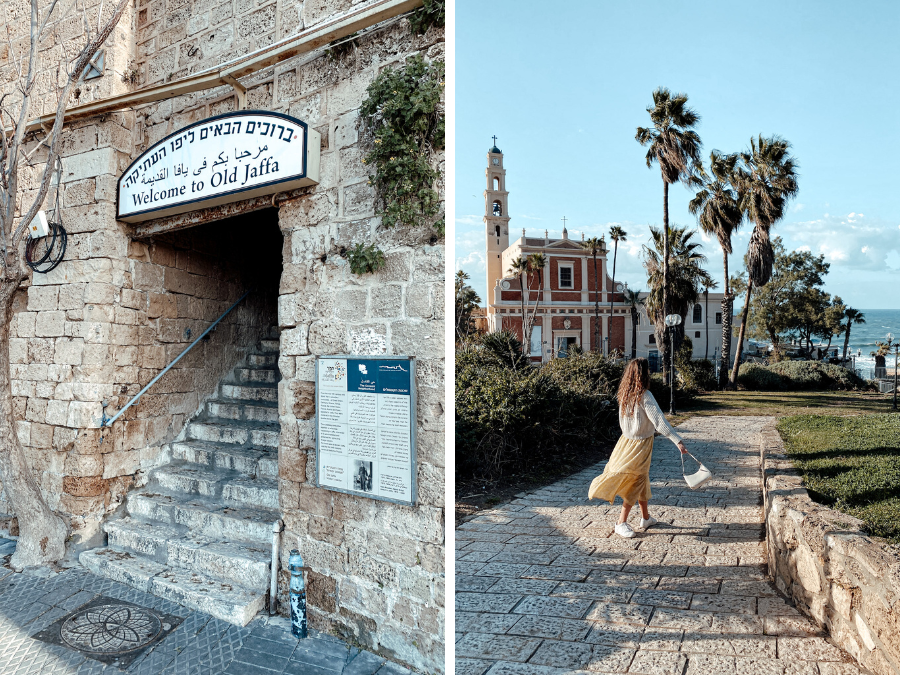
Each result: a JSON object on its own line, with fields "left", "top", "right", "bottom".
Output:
{"left": 607, "top": 227, "right": 627, "bottom": 353}
{"left": 509, "top": 257, "right": 530, "bottom": 356}
{"left": 728, "top": 136, "right": 799, "bottom": 387}
{"left": 689, "top": 150, "right": 743, "bottom": 387}
{"left": 623, "top": 288, "right": 645, "bottom": 359}
{"left": 579, "top": 237, "right": 605, "bottom": 352}
{"left": 636, "top": 88, "right": 703, "bottom": 374}
{"left": 643, "top": 226, "right": 714, "bottom": 365}
{"left": 455, "top": 270, "right": 481, "bottom": 341}
{"left": 841, "top": 307, "right": 866, "bottom": 362}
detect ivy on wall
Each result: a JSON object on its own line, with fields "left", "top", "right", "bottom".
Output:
{"left": 409, "top": 0, "right": 444, "bottom": 35}
{"left": 359, "top": 55, "right": 445, "bottom": 235}
{"left": 346, "top": 243, "right": 386, "bottom": 275}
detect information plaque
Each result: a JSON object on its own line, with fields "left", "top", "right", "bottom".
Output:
{"left": 315, "top": 356, "right": 416, "bottom": 506}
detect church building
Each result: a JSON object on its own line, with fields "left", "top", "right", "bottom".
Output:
{"left": 483, "top": 142, "right": 727, "bottom": 364}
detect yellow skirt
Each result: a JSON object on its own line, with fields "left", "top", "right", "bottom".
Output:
{"left": 588, "top": 435, "right": 654, "bottom": 505}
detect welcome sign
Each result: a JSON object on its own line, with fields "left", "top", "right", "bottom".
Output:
{"left": 117, "top": 110, "right": 320, "bottom": 222}
{"left": 315, "top": 356, "right": 417, "bottom": 506}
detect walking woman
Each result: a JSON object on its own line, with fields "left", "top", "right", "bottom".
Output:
{"left": 589, "top": 357, "right": 688, "bottom": 538}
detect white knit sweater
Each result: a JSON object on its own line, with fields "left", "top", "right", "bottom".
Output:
{"left": 619, "top": 390, "right": 683, "bottom": 445}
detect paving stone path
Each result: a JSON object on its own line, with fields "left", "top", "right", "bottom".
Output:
{"left": 0, "top": 547, "right": 414, "bottom": 675}
{"left": 456, "top": 416, "right": 868, "bottom": 675}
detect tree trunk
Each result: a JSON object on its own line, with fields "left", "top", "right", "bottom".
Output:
{"left": 662, "top": 180, "right": 670, "bottom": 379}
{"left": 718, "top": 249, "right": 732, "bottom": 390}
{"left": 524, "top": 271, "right": 543, "bottom": 359}
{"left": 519, "top": 273, "right": 527, "bottom": 357}
{"left": 608, "top": 242, "right": 618, "bottom": 356}
{"left": 704, "top": 289, "right": 709, "bottom": 360}
{"left": 0, "top": 281, "right": 67, "bottom": 570}
{"left": 729, "top": 280, "right": 753, "bottom": 388}
{"left": 631, "top": 311, "right": 638, "bottom": 359}
{"left": 843, "top": 325, "right": 851, "bottom": 361}
{"left": 593, "top": 253, "right": 599, "bottom": 352}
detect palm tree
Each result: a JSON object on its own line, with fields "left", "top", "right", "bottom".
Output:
{"left": 579, "top": 237, "right": 604, "bottom": 352}
{"left": 509, "top": 256, "right": 529, "bottom": 356}
{"left": 643, "top": 226, "right": 714, "bottom": 363}
{"left": 454, "top": 270, "right": 481, "bottom": 341}
{"left": 841, "top": 307, "right": 866, "bottom": 362}
{"left": 623, "top": 287, "right": 645, "bottom": 359}
{"left": 607, "top": 226, "right": 627, "bottom": 354}
{"left": 728, "top": 135, "right": 799, "bottom": 387}
{"left": 689, "top": 150, "right": 743, "bottom": 387}
{"left": 636, "top": 87, "right": 703, "bottom": 375}
{"left": 523, "top": 252, "right": 547, "bottom": 356}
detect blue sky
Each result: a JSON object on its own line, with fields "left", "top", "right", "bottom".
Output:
{"left": 455, "top": 0, "right": 900, "bottom": 309}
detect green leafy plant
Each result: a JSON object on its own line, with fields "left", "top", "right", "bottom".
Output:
{"left": 359, "top": 55, "right": 445, "bottom": 234}
{"left": 409, "top": 0, "right": 445, "bottom": 35}
{"left": 346, "top": 243, "right": 386, "bottom": 275}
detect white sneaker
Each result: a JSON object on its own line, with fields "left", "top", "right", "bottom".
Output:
{"left": 614, "top": 522, "right": 635, "bottom": 538}
{"left": 640, "top": 516, "right": 658, "bottom": 530}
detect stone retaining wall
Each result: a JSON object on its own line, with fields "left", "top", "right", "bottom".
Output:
{"left": 761, "top": 423, "right": 900, "bottom": 675}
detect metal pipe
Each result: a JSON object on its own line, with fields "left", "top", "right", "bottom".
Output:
{"left": 288, "top": 549, "right": 309, "bottom": 639}
{"left": 101, "top": 290, "right": 250, "bottom": 428}
{"left": 270, "top": 519, "right": 283, "bottom": 615}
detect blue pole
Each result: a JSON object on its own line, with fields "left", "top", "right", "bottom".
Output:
{"left": 289, "top": 549, "right": 308, "bottom": 639}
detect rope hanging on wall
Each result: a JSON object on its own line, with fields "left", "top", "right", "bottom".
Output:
{"left": 26, "top": 157, "right": 68, "bottom": 274}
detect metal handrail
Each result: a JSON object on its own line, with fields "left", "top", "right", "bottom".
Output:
{"left": 101, "top": 290, "right": 251, "bottom": 428}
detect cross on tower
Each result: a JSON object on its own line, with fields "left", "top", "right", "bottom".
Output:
{"left": 492, "top": 135, "right": 498, "bottom": 146}
{"left": 561, "top": 216, "right": 567, "bottom": 229}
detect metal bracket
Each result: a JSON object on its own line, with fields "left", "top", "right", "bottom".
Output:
{"left": 221, "top": 74, "right": 247, "bottom": 110}
{"left": 83, "top": 51, "right": 104, "bottom": 81}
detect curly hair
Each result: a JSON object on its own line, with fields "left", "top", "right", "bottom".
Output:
{"left": 618, "top": 358, "right": 649, "bottom": 416}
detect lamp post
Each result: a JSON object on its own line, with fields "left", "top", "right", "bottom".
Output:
{"left": 889, "top": 333, "right": 898, "bottom": 411}
{"left": 665, "top": 313, "right": 683, "bottom": 414}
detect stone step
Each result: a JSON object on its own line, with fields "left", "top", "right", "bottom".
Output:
{"left": 171, "top": 440, "right": 276, "bottom": 478}
{"left": 127, "top": 491, "right": 279, "bottom": 544}
{"left": 259, "top": 338, "right": 279, "bottom": 353}
{"left": 79, "top": 548, "right": 266, "bottom": 626}
{"left": 247, "top": 353, "right": 278, "bottom": 367}
{"left": 221, "top": 382, "right": 278, "bottom": 403}
{"left": 236, "top": 367, "right": 278, "bottom": 384}
{"left": 187, "top": 420, "right": 279, "bottom": 448}
{"left": 223, "top": 477, "right": 279, "bottom": 510}
{"left": 153, "top": 464, "right": 232, "bottom": 498}
{"left": 103, "top": 519, "right": 270, "bottom": 589}
{"left": 208, "top": 399, "right": 279, "bottom": 423}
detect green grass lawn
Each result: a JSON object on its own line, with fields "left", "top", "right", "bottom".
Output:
{"left": 777, "top": 414, "right": 900, "bottom": 544}
{"left": 668, "top": 390, "right": 892, "bottom": 425}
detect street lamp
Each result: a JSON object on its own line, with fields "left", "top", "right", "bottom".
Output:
{"left": 888, "top": 333, "right": 898, "bottom": 411}
{"left": 665, "top": 313, "right": 683, "bottom": 414}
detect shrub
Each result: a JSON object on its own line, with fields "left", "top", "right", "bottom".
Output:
{"left": 738, "top": 360, "right": 871, "bottom": 391}
{"left": 678, "top": 359, "right": 717, "bottom": 391}
{"left": 769, "top": 361, "right": 870, "bottom": 391}
{"left": 738, "top": 363, "right": 789, "bottom": 391}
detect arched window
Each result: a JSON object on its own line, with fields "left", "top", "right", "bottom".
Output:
{"left": 492, "top": 201, "right": 502, "bottom": 216}
{"left": 493, "top": 177, "right": 500, "bottom": 190}
{"left": 693, "top": 303, "right": 703, "bottom": 324}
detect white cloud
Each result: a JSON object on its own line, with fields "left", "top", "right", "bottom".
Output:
{"left": 792, "top": 203, "right": 805, "bottom": 213}
{"left": 456, "top": 250, "right": 485, "bottom": 271}
{"left": 780, "top": 212, "right": 900, "bottom": 271}
{"left": 456, "top": 214, "right": 482, "bottom": 226}
{"left": 519, "top": 214, "right": 542, "bottom": 220}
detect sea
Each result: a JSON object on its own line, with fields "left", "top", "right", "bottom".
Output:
{"left": 842, "top": 309, "right": 900, "bottom": 378}
{"left": 747, "top": 309, "right": 900, "bottom": 379}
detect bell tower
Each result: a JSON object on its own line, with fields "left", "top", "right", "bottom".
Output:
{"left": 484, "top": 137, "right": 510, "bottom": 311}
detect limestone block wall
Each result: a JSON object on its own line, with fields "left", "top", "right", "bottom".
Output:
{"left": 761, "top": 425, "right": 900, "bottom": 675}
{"left": 125, "top": 10, "right": 446, "bottom": 672}
{"left": 0, "top": 115, "right": 278, "bottom": 548}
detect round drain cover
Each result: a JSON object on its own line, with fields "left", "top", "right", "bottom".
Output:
{"left": 60, "top": 604, "right": 162, "bottom": 654}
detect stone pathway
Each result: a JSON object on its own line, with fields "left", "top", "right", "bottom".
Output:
{"left": 0, "top": 544, "right": 415, "bottom": 675}
{"left": 456, "top": 416, "right": 868, "bottom": 675}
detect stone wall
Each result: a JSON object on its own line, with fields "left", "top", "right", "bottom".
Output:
{"left": 761, "top": 424, "right": 900, "bottom": 675}
{"left": 1, "top": 0, "right": 444, "bottom": 670}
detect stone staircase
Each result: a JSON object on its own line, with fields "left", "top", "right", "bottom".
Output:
{"left": 80, "top": 329, "right": 282, "bottom": 625}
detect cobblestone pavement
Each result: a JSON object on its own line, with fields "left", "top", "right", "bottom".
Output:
{"left": 456, "top": 416, "right": 869, "bottom": 675}
{"left": 0, "top": 546, "right": 414, "bottom": 675}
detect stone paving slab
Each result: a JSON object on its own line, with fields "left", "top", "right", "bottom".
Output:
{"left": 455, "top": 416, "right": 871, "bottom": 675}
{"left": 0, "top": 544, "right": 417, "bottom": 675}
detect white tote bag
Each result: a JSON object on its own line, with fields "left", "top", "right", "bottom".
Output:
{"left": 681, "top": 450, "right": 712, "bottom": 489}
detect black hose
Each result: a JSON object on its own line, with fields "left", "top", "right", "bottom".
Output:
{"left": 26, "top": 221, "right": 67, "bottom": 273}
